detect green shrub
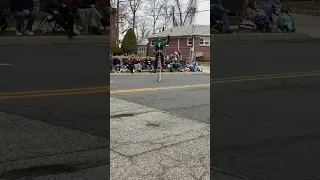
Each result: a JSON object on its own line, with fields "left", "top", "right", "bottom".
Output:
{"left": 121, "top": 28, "right": 137, "bottom": 54}
{"left": 111, "top": 45, "right": 123, "bottom": 55}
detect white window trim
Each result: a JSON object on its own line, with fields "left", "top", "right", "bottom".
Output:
{"left": 187, "top": 38, "right": 193, "bottom": 46}
{"left": 199, "top": 37, "right": 210, "bottom": 46}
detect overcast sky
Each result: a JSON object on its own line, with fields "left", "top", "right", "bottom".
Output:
{"left": 119, "top": 0, "right": 210, "bottom": 39}
{"left": 189, "top": 0, "right": 210, "bottom": 25}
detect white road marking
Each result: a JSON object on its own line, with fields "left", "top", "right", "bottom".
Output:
{"left": 0, "top": 63, "right": 12, "bottom": 66}
{"left": 110, "top": 81, "right": 114, "bottom": 83}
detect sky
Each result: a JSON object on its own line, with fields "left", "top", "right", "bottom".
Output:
{"left": 119, "top": 0, "right": 210, "bottom": 40}
{"left": 190, "top": 0, "right": 210, "bottom": 25}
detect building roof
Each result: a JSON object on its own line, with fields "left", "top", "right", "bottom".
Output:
{"left": 147, "top": 25, "right": 210, "bottom": 39}
{"left": 137, "top": 38, "right": 149, "bottom": 46}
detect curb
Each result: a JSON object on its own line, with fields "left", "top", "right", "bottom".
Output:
{"left": 0, "top": 35, "right": 109, "bottom": 46}
{"left": 110, "top": 72, "right": 209, "bottom": 76}
{"left": 211, "top": 32, "right": 314, "bottom": 43}
{"left": 290, "top": 8, "right": 320, "bottom": 16}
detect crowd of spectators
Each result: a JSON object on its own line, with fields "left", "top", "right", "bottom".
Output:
{"left": 211, "top": 0, "right": 295, "bottom": 33}
{"left": 0, "top": 0, "right": 109, "bottom": 38}
{"left": 111, "top": 52, "right": 204, "bottom": 74}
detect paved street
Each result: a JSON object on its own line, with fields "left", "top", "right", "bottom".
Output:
{"left": 110, "top": 74, "right": 210, "bottom": 123}
{"left": 0, "top": 44, "right": 109, "bottom": 179}
{"left": 211, "top": 41, "right": 320, "bottom": 179}
{"left": 110, "top": 74, "right": 210, "bottom": 179}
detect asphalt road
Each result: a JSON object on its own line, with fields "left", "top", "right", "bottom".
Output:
{"left": 110, "top": 74, "right": 210, "bottom": 124}
{"left": 0, "top": 44, "right": 109, "bottom": 138}
{"left": 211, "top": 41, "right": 320, "bottom": 180}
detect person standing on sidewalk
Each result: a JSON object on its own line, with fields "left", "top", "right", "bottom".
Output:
{"left": 10, "top": 0, "right": 36, "bottom": 36}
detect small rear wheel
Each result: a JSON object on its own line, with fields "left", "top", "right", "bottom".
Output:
{"left": 157, "top": 60, "right": 162, "bottom": 82}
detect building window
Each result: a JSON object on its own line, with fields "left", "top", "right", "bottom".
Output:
{"left": 142, "top": 47, "right": 146, "bottom": 55}
{"left": 187, "top": 38, "right": 193, "bottom": 46}
{"left": 199, "top": 38, "right": 210, "bottom": 46}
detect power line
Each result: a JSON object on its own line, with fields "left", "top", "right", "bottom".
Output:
{"left": 119, "top": 0, "right": 210, "bottom": 11}
{"left": 140, "top": 0, "right": 210, "bottom": 11}
{"left": 133, "top": 9, "right": 209, "bottom": 18}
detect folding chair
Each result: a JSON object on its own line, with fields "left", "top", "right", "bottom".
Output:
{"left": 37, "top": 10, "right": 64, "bottom": 32}
{"left": 211, "top": 15, "right": 224, "bottom": 32}
{"left": 210, "top": 3, "right": 225, "bottom": 32}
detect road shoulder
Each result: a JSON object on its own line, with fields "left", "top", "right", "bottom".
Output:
{"left": 0, "top": 35, "right": 109, "bottom": 46}
{"left": 110, "top": 71, "right": 209, "bottom": 76}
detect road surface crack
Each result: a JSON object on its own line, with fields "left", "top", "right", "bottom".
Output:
{"left": 212, "top": 107, "right": 233, "bottom": 118}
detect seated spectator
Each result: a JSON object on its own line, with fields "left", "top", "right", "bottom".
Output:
{"left": 260, "top": 0, "right": 273, "bottom": 18}
{"left": 0, "top": 5, "right": 8, "bottom": 33}
{"left": 245, "top": 0, "right": 271, "bottom": 31}
{"left": 172, "top": 57, "right": 183, "bottom": 72}
{"left": 128, "top": 57, "right": 135, "bottom": 73}
{"left": 271, "top": 0, "right": 295, "bottom": 32}
{"left": 75, "top": 0, "right": 103, "bottom": 35}
{"left": 10, "top": 0, "right": 36, "bottom": 36}
{"left": 96, "top": 0, "right": 109, "bottom": 31}
{"left": 41, "top": 0, "right": 77, "bottom": 38}
{"left": 211, "top": 0, "right": 236, "bottom": 33}
{"left": 172, "top": 52, "right": 183, "bottom": 72}
{"left": 113, "top": 56, "right": 121, "bottom": 73}
{"left": 145, "top": 56, "right": 154, "bottom": 72}
{"left": 134, "top": 58, "right": 142, "bottom": 72}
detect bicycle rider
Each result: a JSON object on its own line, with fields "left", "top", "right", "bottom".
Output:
{"left": 153, "top": 35, "right": 170, "bottom": 71}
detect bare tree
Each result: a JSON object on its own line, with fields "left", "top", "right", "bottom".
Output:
{"left": 160, "top": 0, "right": 172, "bottom": 30}
{"left": 118, "top": 2, "right": 132, "bottom": 34}
{"left": 144, "top": 0, "right": 166, "bottom": 34}
{"left": 129, "top": 0, "right": 143, "bottom": 30}
{"left": 137, "top": 17, "right": 152, "bottom": 39}
{"left": 171, "top": 0, "right": 198, "bottom": 26}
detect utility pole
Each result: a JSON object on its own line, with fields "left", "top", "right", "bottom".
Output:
{"left": 116, "top": 0, "right": 120, "bottom": 46}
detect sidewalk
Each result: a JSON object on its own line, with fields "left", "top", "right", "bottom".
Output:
{"left": 110, "top": 71, "right": 209, "bottom": 76}
{"left": 291, "top": 13, "right": 320, "bottom": 38}
{"left": 110, "top": 97, "right": 210, "bottom": 179}
{"left": 202, "top": 66, "right": 210, "bottom": 74}
{"left": 0, "top": 111, "right": 109, "bottom": 180}
{"left": 0, "top": 35, "right": 109, "bottom": 46}
{"left": 111, "top": 66, "right": 210, "bottom": 76}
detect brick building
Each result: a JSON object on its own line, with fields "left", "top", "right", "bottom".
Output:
{"left": 147, "top": 25, "right": 210, "bottom": 61}
{"left": 110, "top": 0, "right": 117, "bottom": 45}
